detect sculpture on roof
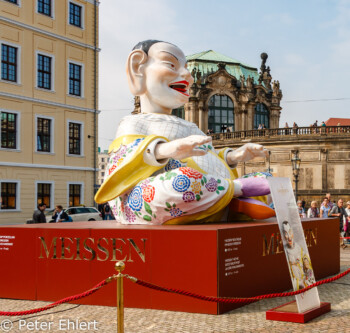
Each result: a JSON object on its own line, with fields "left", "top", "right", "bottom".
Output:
{"left": 246, "top": 76, "right": 254, "bottom": 90}
{"left": 273, "top": 80, "right": 280, "bottom": 97}
{"left": 95, "top": 40, "right": 275, "bottom": 225}
{"left": 240, "top": 75, "right": 246, "bottom": 89}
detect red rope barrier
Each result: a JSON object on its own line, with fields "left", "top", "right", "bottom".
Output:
{"left": 0, "top": 279, "right": 109, "bottom": 316}
{"left": 2, "top": 265, "right": 350, "bottom": 316}
{"left": 134, "top": 267, "right": 350, "bottom": 304}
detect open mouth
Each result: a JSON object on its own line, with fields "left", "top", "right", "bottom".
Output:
{"left": 169, "top": 80, "right": 189, "bottom": 96}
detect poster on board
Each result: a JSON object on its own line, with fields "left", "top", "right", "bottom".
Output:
{"left": 268, "top": 177, "right": 320, "bottom": 313}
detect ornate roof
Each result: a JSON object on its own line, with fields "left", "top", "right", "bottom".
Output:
{"left": 186, "top": 50, "right": 259, "bottom": 82}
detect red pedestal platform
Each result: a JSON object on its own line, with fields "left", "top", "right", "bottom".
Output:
{"left": 0, "top": 218, "right": 339, "bottom": 314}
{"left": 266, "top": 301, "right": 331, "bottom": 323}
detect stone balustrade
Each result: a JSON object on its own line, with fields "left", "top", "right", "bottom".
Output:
{"left": 210, "top": 126, "right": 350, "bottom": 142}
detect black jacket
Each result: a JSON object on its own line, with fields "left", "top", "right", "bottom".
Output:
{"left": 33, "top": 210, "right": 46, "bottom": 223}
{"left": 52, "top": 211, "right": 69, "bottom": 222}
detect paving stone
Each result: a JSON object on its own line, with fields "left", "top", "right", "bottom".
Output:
{"left": 0, "top": 248, "right": 349, "bottom": 332}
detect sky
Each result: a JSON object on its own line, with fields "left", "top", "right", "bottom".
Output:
{"left": 98, "top": 0, "right": 350, "bottom": 150}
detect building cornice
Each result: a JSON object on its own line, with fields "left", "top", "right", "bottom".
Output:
{"left": 84, "top": 0, "right": 100, "bottom": 5}
{"left": 0, "top": 16, "right": 101, "bottom": 51}
{"left": 0, "top": 91, "right": 101, "bottom": 114}
{"left": 0, "top": 161, "right": 98, "bottom": 171}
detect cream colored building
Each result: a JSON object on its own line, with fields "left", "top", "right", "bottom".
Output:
{"left": 97, "top": 148, "right": 108, "bottom": 186}
{"left": 0, "top": 0, "right": 99, "bottom": 224}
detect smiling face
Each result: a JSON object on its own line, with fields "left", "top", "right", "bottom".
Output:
{"left": 142, "top": 42, "right": 193, "bottom": 113}
{"left": 283, "top": 222, "right": 294, "bottom": 248}
{"left": 303, "top": 257, "right": 310, "bottom": 270}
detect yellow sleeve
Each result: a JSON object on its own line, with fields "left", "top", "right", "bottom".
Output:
{"left": 94, "top": 134, "right": 168, "bottom": 204}
{"left": 217, "top": 147, "right": 239, "bottom": 179}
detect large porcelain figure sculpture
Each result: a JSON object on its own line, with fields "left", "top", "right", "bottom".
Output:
{"left": 95, "top": 40, "right": 275, "bottom": 224}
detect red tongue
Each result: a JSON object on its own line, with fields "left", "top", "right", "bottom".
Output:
{"left": 173, "top": 87, "right": 187, "bottom": 92}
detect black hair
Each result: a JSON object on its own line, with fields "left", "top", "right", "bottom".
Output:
{"left": 38, "top": 202, "right": 46, "bottom": 208}
{"left": 132, "top": 39, "right": 175, "bottom": 55}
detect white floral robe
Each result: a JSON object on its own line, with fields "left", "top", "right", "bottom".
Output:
{"left": 95, "top": 113, "right": 238, "bottom": 225}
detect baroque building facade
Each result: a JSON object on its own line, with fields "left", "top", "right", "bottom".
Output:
{"left": 134, "top": 50, "right": 283, "bottom": 133}
{"left": 0, "top": 0, "right": 99, "bottom": 224}
{"left": 212, "top": 127, "right": 350, "bottom": 206}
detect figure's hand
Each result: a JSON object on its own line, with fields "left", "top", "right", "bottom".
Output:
{"left": 155, "top": 135, "right": 212, "bottom": 161}
{"left": 226, "top": 143, "right": 268, "bottom": 166}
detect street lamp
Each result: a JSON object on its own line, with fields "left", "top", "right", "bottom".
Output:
{"left": 266, "top": 150, "right": 273, "bottom": 174}
{"left": 291, "top": 150, "right": 301, "bottom": 200}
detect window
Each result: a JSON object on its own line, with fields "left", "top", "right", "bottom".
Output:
{"left": 4, "top": 0, "right": 18, "bottom": 4}
{"left": 1, "top": 44, "right": 17, "bottom": 82}
{"left": 69, "top": 2, "right": 82, "bottom": 28}
{"left": 38, "top": 0, "right": 51, "bottom": 16}
{"left": 69, "top": 184, "right": 81, "bottom": 207}
{"left": 254, "top": 103, "right": 270, "bottom": 129}
{"left": 1, "top": 182, "right": 17, "bottom": 210}
{"left": 68, "top": 122, "right": 81, "bottom": 155}
{"left": 37, "top": 183, "right": 52, "bottom": 208}
{"left": 172, "top": 107, "right": 185, "bottom": 119}
{"left": 69, "top": 63, "right": 81, "bottom": 96}
{"left": 208, "top": 95, "right": 234, "bottom": 133}
{"left": 37, "top": 54, "right": 52, "bottom": 90}
{"left": 37, "top": 117, "right": 51, "bottom": 152}
{"left": 1, "top": 112, "right": 17, "bottom": 149}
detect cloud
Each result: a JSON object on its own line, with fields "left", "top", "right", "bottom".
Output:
{"left": 98, "top": 0, "right": 178, "bottom": 149}
{"left": 284, "top": 53, "right": 306, "bottom": 66}
{"left": 262, "top": 12, "right": 296, "bottom": 25}
{"left": 98, "top": 0, "right": 350, "bottom": 149}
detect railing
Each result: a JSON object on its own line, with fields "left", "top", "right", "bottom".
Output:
{"left": 210, "top": 126, "right": 350, "bottom": 141}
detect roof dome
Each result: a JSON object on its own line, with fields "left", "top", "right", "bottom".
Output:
{"left": 186, "top": 50, "right": 259, "bottom": 82}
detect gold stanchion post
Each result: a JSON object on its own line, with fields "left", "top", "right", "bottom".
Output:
{"left": 115, "top": 261, "right": 125, "bottom": 333}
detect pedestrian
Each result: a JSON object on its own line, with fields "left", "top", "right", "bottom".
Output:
{"left": 32, "top": 203, "right": 47, "bottom": 223}
{"left": 346, "top": 201, "right": 350, "bottom": 217}
{"left": 323, "top": 193, "right": 334, "bottom": 209}
{"left": 307, "top": 201, "right": 319, "bottom": 218}
{"left": 284, "top": 122, "right": 289, "bottom": 135}
{"left": 52, "top": 205, "right": 70, "bottom": 222}
{"left": 98, "top": 203, "right": 105, "bottom": 220}
{"left": 321, "top": 121, "right": 326, "bottom": 127}
{"left": 329, "top": 199, "right": 349, "bottom": 248}
{"left": 104, "top": 203, "right": 114, "bottom": 220}
{"left": 297, "top": 200, "right": 306, "bottom": 218}
{"left": 320, "top": 197, "right": 331, "bottom": 218}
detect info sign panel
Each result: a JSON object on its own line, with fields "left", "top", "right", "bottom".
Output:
{"left": 268, "top": 177, "right": 320, "bottom": 313}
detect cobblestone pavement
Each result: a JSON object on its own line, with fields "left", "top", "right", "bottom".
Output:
{"left": 1, "top": 249, "right": 350, "bottom": 333}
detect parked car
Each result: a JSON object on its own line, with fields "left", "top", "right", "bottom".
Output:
{"left": 65, "top": 206, "right": 103, "bottom": 221}
{"left": 44, "top": 209, "right": 55, "bottom": 222}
